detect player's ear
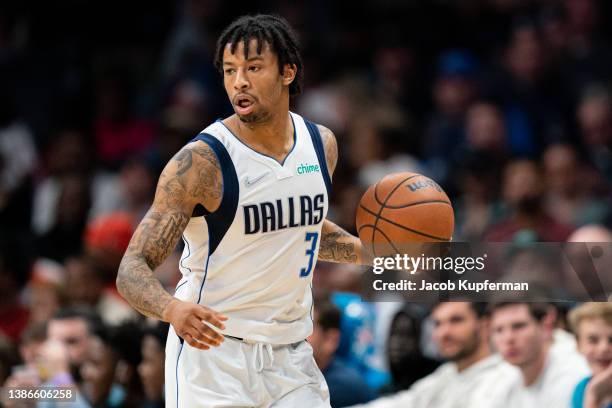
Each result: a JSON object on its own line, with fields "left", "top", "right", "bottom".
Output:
{"left": 282, "top": 63, "right": 297, "bottom": 86}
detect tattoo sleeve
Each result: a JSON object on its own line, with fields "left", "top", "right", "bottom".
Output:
{"left": 116, "top": 141, "right": 221, "bottom": 320}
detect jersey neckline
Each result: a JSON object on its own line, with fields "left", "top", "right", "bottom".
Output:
{"left": 216, "top": 113, "right": 298, "bottom": 167}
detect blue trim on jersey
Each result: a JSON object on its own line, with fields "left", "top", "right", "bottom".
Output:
{"left": 179, "top": 235, "right": 192, "bottom": 274}
{"left": 190, "top": 133, "right": 239, "bottom": 255}
{"left": 304, "top": 119, "right": 332, "bottom": 197}
{"left": 175, "top": 335, "right": 184, "bottom": 407}
{"left": 216, "top": 115, "right": 297, "bottom": 166}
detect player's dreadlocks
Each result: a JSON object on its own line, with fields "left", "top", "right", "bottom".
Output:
{"left": 214, "top": 14, "right": 304, "bottom": 96}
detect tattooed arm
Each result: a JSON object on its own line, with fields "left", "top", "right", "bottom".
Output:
{"left": 116, "top": 141, "right": 227, "bottom": 350}
{"left": 316, "top": 125, "right": 370, "bottom": 265}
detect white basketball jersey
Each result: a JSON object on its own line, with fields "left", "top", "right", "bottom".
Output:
{"left": 174, "top": 112, "right": 331, "bottom": 344}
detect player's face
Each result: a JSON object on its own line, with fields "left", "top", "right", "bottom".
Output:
{"left": 577, "top": 318, "right": 612, "bottom": 375}
{"left": 222, "top": 38, "right": 289, "bottom": 124}
{"left": 431, "top": 302, "right": 483, "bottom": 361}
{"left": 490, "top": 304, "right": 546, "bottom": 368}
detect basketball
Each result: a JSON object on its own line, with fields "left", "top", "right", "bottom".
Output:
{"left": 356, "top": 173, "right": 454, "bottom": 256}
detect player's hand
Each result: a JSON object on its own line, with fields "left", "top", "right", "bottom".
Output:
{"left": 163, "top": 299, "right": 228, "bottom": 350}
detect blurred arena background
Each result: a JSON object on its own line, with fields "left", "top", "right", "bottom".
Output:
{"left": 1, "top": 0, "right": 612, "bottom": 407}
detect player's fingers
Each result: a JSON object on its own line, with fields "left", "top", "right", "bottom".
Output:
{"left": 186, "top": 314, "right": 225, "bottom": 343}
{"left": 192, "top": 321, "right": 224, "bottom": 345}
{"left": 195, "top": 307, "right": 228, "bottom": 330}
{"left": 182, "top": 332, "right": 210, "bottom": 351}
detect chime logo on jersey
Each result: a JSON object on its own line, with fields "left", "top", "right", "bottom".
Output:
{"left": 296, "top": 162, "right": 320, "bottom": 175}
{"left": 243, "top": 194, "right": 325, "bottom": 234}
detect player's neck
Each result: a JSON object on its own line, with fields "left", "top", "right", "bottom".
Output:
{"left": 230, "top": 110, "right": 294, "bottom": 160}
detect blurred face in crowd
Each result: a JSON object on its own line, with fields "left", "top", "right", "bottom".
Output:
{"left": 47, "top": 318, "right": 90, "bottom": 366}
{"left": 81, "top": 336, "right": 118, "bottom": 406}
{"left": 138, "top": 335, "right": 165, "bottom": 401}
{"left": 431, "top": 302, "right": 485, "bottom": 361}
{"left": 543, "top": 144, "right": 580, "bottom": 196}
{"left": 506, "top": 26, "right": 544, "bottom": 83}
{"left": 64, "top": 257, "right": 103, "bottom": 306}
{"left": 465, "top": 103, "right": 507, "bottom": 153}
{"left": 576, "top": 318, "right": 612, "bottom": 375}
{"left": 388, "top": 312, "right": 419, "bottom": 367}
{"left": 502, "top": 160, "right": 543, "bottom": 212}
{"left": 307, "top": 309, "right": 340, "bottom": 370}
{"left": 577, "top": 92, "right": 612, "bottom": 147}
{"left": 223, "top": 38, "right": 295, "bottom": 124}
{"left": 490, "top": 304, "right": 551, "bottom": 368}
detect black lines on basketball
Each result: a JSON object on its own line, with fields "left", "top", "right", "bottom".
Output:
{"left": 373, "top": 174, "right": 419, "bottom": 207}
{"left": 383, "top": 200, "right": 453, "bottom": 210}
{"left": 360, "top": 204, "right": 450, "bottom": 241}
{"left": 357, "top": 224, "right": 400, "bottom": 257}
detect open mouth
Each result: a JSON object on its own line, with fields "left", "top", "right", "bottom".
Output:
{"left": 234, "top": 94, "right": 255, "bottom": 115}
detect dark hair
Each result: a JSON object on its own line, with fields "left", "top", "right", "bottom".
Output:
{"left": 144, "top": 321, "right": 170, "bottom": 347}
{"left": 430, "top": 302, "right": 489, "bottom": 319}
{"left": 51, "top": 307, "right": 105, "bottom": 337}
{"left": 314, "top": 299, "right": 341, "bottom": 331}
{"left": 214, "top": 14, "right": 304, "bottom": 96}
{"left": 487, "top": 302, "right": 550, "bottom": 322}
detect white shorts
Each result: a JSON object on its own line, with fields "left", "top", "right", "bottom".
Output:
{"left": 165, "top": 326, "right": 330, "bottom": 408}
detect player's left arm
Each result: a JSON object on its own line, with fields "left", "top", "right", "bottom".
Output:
{"left": 316, "top": 124, "right": 369, "bottom": 265}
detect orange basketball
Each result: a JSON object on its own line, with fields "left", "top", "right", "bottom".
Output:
{"left": 356, "top": 173, "right": 454, "bottom": 256}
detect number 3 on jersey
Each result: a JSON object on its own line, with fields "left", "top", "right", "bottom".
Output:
{"left": 300, "top": 232, "right": 319, "bottom": 277}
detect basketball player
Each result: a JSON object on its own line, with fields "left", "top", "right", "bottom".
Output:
{"left": 116, "top": 14, "right": 365, "bottom": 408}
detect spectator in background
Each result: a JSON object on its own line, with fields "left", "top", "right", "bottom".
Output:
{"left": 385, "top": 305, "right": 439, "bottom": 393}
{"left": 542, "top": 143, "right": 608, "bottom": 227}
{"left": 93, "top": 74, "right": 155, "bottom": 170}
{"left": 25, "top": 260, "right": 66, "bottom": 326}
{"left": 569, "top": 302, "right": 612, "bottom": 408}
{"left": 453, "top": 151, "right": 505, "bottom": 241}
{"left": 308, "top": 297, "right": 376, "bottom": 407}
{"left": 347, "top": 113, "right": 421, "bottom": 189}
{"left": 64, "top": 255, "right": 136, "bottom": 326}
{"left": 352, "top": 302, "right": 512, "bottom": 408}
{"left": 0, "top": 89, "right": 37, "bottom": 232}
{"left": 465, "top": 102, "right": 508, "bottom": 156}
{"left": 84, "top": 212, "right": 134, "bottom": 285}
{"left": 18, "top": 322, "right": 47, "bottom": 367}
{"left": 577, "top": 85, "right": 612, "bottom": 181}
{"left": 485, "top": 20, "right": 566, "bottom": 157}
{"left": 46, "top": 307, "right": 103, "bottom": 386}
{"left": 37, "top": 174, "right": 91, "bottom": 262}
{"left": 0, "top": 335, "right": 18, "bottom": 385}
{"left": 423, "top": 50, "right": 478, "bottom": 187}
{"left": 81, "top": 328, "right": 127, "bottom": 407}
{"left": 484, "top": 159, "right": 573, "bottom": 241}
{"left": 32, "top": 128, "right": 123, "bottom": 235}
{"left": 0, "top": 237, "right": 32, "bottom": 343}
{"left": 487, "top": 302, "right": 590, "bottom": 408}
{"left": 139, "top": 322, "right": 169, "bottom": 408}
{"left": 118, "top": 158, "right": 155, "bottom": 223}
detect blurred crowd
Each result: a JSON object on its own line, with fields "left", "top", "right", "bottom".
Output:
{"left": 1, "top": 0, "right": 612, "bottom": 406}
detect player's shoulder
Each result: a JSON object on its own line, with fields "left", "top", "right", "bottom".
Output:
{"left": 313, "top": 122, "right": 338, "bottom": 174}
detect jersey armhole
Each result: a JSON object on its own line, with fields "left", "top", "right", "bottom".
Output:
{"left": 303, "top": 119, "right": 332, "bottom": 197}
{"left": 189, "top": 133, "right": 239, "bottom": 254}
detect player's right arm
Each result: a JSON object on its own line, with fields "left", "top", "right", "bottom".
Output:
{"left": 116, "top": 141, "right": 227, "bottom": 350}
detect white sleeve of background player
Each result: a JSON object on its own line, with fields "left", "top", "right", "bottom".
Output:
{"left": 346, "top": 367, "right": 447, "bottom": 408}
{"left": 346, "top": 389, "right": 417, "bottom": 408}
